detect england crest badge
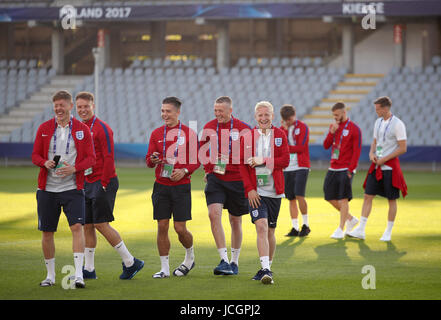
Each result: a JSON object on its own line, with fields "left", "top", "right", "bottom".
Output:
{"left": 76, "top": 130, "right": 84, "bottom": 140}
{"left": 275, "top": 137, "right": 282, "bottom": 147}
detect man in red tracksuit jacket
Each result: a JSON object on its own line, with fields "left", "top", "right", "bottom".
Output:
{"left": 279, "top": 104, "right": 311, "bottom": 237}
{"left": 200, "top": 96, "right": 252, "bottom": 276}
{"left": 146, "top": 96, "right": 200, "bottom": 278}
{"left": 76, "top": 92, "right": 144, "bottom": 281}
{"left": 32, "top": 90, "right": 95, "bottom": 289}
{"left": 323, "top": 102, "right": 362, "bottom": 239}
{"left": 239, "top": 101, "right": 290, "bottom": 285}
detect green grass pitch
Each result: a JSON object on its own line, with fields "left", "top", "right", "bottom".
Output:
{"left": 0, "top": 166, "right": 440, "bottom": 300}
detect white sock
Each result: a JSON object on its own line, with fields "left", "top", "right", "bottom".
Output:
{"left": 218, "top": 248, "right": 229, "bottom": 263}
{"left": 230, "top": 248, "right": 241, "bottom": 265}
{"left": 183, "top": 246, "right": 195, "bottom": 268}
{"left": 114, "top": 241, "right": 134, "bottom": 268}
{"left": 385, "top": 221, "right": 394, "bottom": 233}
{"left": 160, "top": 255, "right": 170, "bottom": 275}
{"left": 84, "top": 247, "right": 95, "bottom": 272}
{"left": 73, "top": 253, "right": 84, "bottom": 279}
{"left": 291, "top": 219, "right": 299, "bottom": 230}
{"left": 359, "top": 216, "right": 368, "bottom": 230}
{"left": 260, "top": 256, "right": 270, "bottom": 270}
{"left": 302, "top": 214, "right": 309, "bottom": 227}
{"left": 44, "top": 258, "right": 55, "bottom": 281}
{"left": 269, "top": 260, "right": 273, "bottom": 268}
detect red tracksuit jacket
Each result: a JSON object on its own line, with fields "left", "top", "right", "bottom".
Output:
{"left": 363, "top": 158, "right": 408, "bottom": 198}
{"left": 239, "top": 126, "right": 290, "bottom": 197}
{"left": 84, "top": 116, "right": 117, "bottom": 188}
{"left": 280, "top": 120, "right": 310, "bottom": 168}
{"left": 323, "top": 118, "right": 362, "bottom": 173}
{"left": 200, "top": 116, "right": 252, "bottom": 181}
{"left": 146, "top": 121, "right": 200, "bottom": 186}
{"left": 32, "top": 117, "right": 96, "bottom": 190}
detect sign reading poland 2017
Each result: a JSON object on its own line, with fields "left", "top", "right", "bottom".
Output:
{"left": 59, "top": 5, "right": 132, "bottom": 21}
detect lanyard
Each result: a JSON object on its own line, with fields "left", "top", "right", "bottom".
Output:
{"left": 53, "top": 117, "right": 73, "bottom": 155}
{"left": 216, "top": 116, "right": 234, "bottom": 156}
{"left": 163, "top": 121, "right": 182, "bottom": 159}
{"left": 377, "top": 115, "right": 394, "bottom": 144}
{"left": 334, "top": 119, "right": 350, "bottom": 150}
{"left": 89, "top": 116, "right": 97, "bottom": 133}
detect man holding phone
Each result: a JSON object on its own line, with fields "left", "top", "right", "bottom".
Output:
{"left": 32, "top": 90, "right": 96, "bottom": 288}
{"left": 146, "top": 97, "right": 200, "bottom": 278}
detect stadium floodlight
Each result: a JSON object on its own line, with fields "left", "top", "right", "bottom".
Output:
{"left": 195, "top": 17, "right": 205, "bottom": 25}
{"left": 322, "top": 16, "right": 333, "bottom": 23}
{"left": 92, "top": 47, "right": 100, "bottom": 117}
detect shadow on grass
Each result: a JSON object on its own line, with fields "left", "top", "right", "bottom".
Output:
{"left": 355, "top": 240, "right": 407, "bottom": 264}
{"left": 314, "top": 239, "right": 351, "bottom": 264}
{"left": 0, "top": 213, "right": 36, "bottom": 228}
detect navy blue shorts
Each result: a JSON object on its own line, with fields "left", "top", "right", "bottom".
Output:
{"left": 84, "top": 177, "right": 119, "bottom": 224}
{"left": 204, "top": 173, "right": 248, "bottom": 216}
{"left": 364, "top": 170, "right": 400, "bottom": 200}
{"left": 323, "top": 170, "right": 354, "bottom": 201}
{"left": 36, "top": 189, "right": 85, "bottom": 232}
{"left": 152, "top": 182, "right": 192, "bottom": 221}
{"left": 249, "top": 196, "right": 282, "bottom": 229}
{"left": 284, "top": 169, "right": 309, "bottom": 200}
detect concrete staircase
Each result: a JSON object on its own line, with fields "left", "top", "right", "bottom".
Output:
{"left": 0, "top": 75, "right": 85, "bottom": 140}
{"left": 302, "top": 73, "right": 384, "bottom": 143}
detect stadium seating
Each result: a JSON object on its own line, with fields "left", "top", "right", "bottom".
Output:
{"left": 0, "top": 60, "right": 55, "bottom": 116}
{"left": 67, "top": 57, "right": 338, "bottom": 143}
{"left": 2, "top": 55, "right": 441, "bottom": 147}
{"left": 350, "top": 64, "right": 441, "bottom": 146}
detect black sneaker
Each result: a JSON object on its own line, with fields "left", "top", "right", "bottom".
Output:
{"left": 252, "top": 269, "right": 265, "bottom": 281}
{"left": 119, "top": 258, "right": 144, "bottom": 280}
{"left": 285, "top": 228, "right": 299, "bottom": 237}
{"left": 299, "top": 224, "right": 311, "bottom": 237}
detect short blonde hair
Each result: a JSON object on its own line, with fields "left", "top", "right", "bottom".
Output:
{"left": 254, "top": 101, "right": 274, "bottom": 113}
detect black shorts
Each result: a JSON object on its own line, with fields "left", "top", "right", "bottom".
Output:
{"left": 323, "top": 170, "right": 353, "bottom": 201}
{"left": 36, "top": 189, "right": 85, "bottom": 232}
{"left": 284, "top": 169, "right": 309, "bottom": 200}
{"left": 204, "top": 173, "right": 248, "bottom": 216}
{"left": 84, "top": 177, "right": 119, "bottom": 224}
{"left": 249, "top": 196, "right": 282, "bottom": 229}
{"left": 364, "top": 170, "right": 400, "bottom": 200}
{"left": 152, "top": 182, "right": 192, "bottom": 221}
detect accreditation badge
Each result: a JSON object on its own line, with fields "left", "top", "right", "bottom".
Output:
{"left": 257, "top": 174, "right": 270, "bottom": 187}
{"left": 161, "top": 163, "right": 174, "bottom": 178}
{"left": 84, "top": 168, "right": 93, "bottom": 176}
{"left": 213, "top": 154, "right": 228, "bottom": 175}
{"left": 376, "top": 146, "right": 383, "bottom": 158}
{"left": 331, "top": 148, "right": 340, "bottom": 160}
{"left": 256, "top": 167, "right": 271, "bottom": 187}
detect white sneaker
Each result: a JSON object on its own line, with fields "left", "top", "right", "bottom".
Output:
{"left": 74, "top": 277, "right": 85, "bottom": 288}
{"left": 345, "top": 217, "right": 359, "bottom": 235}
{"left": 39, "top": 278, "right": 55, "bottom": 287}
{"left": 330, "top": 227, "right": 345, "bottom": 239}
{"left": 380, "top": 231, "right": 392, "bottom": 242}
{"left": 346, "top": 226, "right": 366, "bottom": 240}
